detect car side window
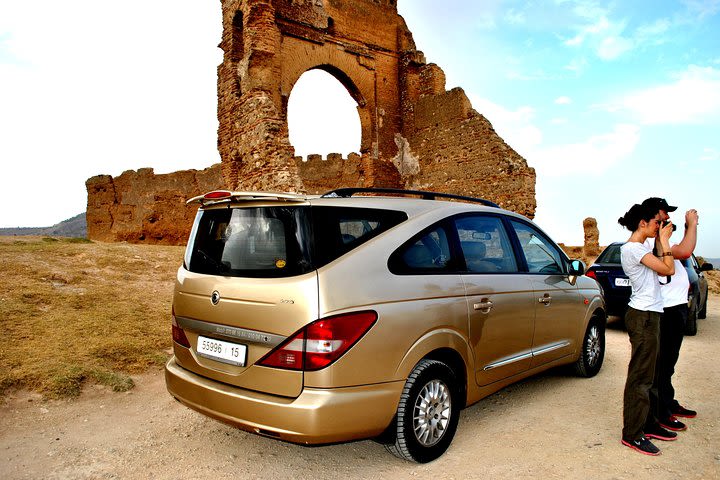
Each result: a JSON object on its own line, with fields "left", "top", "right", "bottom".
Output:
{"left": 390, "top": 225, "right": 452, "bottom": 273}
{"left": 510, "top": 220, "right": 565, "bottom": 274}
{"left": 454, "top": 215, "right": 518, "bottom": 273}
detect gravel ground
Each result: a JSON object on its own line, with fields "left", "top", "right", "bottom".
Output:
{"left": 2, "top": 299, "right": 719, "bottom": 480}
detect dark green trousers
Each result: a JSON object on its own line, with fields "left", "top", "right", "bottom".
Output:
{"left": 622, "top": 307, "right": 661, "bottom": 440}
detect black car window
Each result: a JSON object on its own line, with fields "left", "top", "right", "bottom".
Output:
{"left": 185, "top": 205, "right": 407, "bottom": 277}
{"left": 311, "top": 207, "right": 407, "bottom": 268}
{"left": 454, "top": 215, "right": 518, "bottom": 273}
{"left": 185, "top": 206, "right": 313, "bottom": 278}
{"left": 510, "top": 220, "right": 565, "bottom": 274}
{"left": 596, "top": 244, "right": 622, "bottom": 264}
{"left": 390, "top": 224, "right": 453, "bottom": 274}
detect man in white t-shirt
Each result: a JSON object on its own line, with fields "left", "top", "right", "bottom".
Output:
{"left": 642, "top": 197, "right": 700, "bottom": 432}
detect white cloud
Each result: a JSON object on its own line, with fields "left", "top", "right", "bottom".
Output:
{"left": 613, "top": 65, "right": 720, "bottom": 124}
{"left": 468, "top": 95, "right": 640, "bottom": 176}
{"left": 635, "top": 18, "right": 671, "bottom": 38}
{"left": 564, "top": 56, "right": 589, "bottom": 74}
{"left": 530, "top": 124, "right": 640, "bottom": 175}
{"left": 682, "top": 0, "right": 720, "bottom": 18}
{"left": 597, "top": 35, "right": 634, "bottom": 60}
{"left": 504, "top": 8, "right": 526, "bottom": 25}
{"left": 699, "top": 147, "right": 720, "bottom": 162}
{"left": 555, "top": 96, "right": 572, "bottom": 105}
{"left": 469, "top": 95, "right": 543, "bottom": 157}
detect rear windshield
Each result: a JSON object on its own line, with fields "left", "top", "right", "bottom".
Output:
{"left": 596, "top": 244, "right": 622, "bottom": 264}
{"left": 184, "top": 205, "right": 407, "bottom": 278}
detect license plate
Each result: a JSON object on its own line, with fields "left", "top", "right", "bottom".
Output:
{"left": 197, "top": 336, "right": 247, "bottom": 367}
{"left": 615, "top": 278, "right": 631, "bottom": 287}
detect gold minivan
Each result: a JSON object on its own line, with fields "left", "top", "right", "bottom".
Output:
{"left": 165, "top": 188, "right": 605, "bottom": 463}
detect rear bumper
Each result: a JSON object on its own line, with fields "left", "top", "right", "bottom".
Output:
{"left": 165, "top": 357, "right": 403, "bottom": 444}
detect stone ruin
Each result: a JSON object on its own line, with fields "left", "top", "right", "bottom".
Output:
{"left": 86, "top": 0, "right": 536, "bottom": 244}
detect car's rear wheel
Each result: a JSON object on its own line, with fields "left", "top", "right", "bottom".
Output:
{"left": 385, "top": 359, "right": 460, "bottom": 463}
{"left": 574, "top": 315, "right": 605, "bottom": 377}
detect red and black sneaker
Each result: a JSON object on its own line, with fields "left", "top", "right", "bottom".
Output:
{"left": 621, "top": 436, "right": 661, "bottom": 456}
{"left": 672, "top": 405, "right": 697, "bottom": 418}
{"left": 645, "top": 425, "right": 678, "bottom": 441}
{"left": 659, "top": 416, "right": 688, "bottom": 432}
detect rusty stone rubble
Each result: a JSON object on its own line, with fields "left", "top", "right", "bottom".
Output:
{"left": 86, "top": 0, "right": 536, "bottom": 244}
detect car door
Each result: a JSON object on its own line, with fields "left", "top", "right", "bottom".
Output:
{"left": 508, "top": 220, "right": 580, "bottom": 368}
{"left": 454, "top": 215, "right": 536, "bottom": 386}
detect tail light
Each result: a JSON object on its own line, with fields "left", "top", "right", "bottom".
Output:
{"left": 586, "top": 270, "right": 597, "bottom": 280}
{"left": 171, "top": 306, "right": 190, "bottom": 348}
{"left": 258, "top": 311, "right": 377, "bottom": 371}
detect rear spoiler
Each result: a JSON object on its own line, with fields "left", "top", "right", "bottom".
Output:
{"left": 186, "top": 190, "right": 309, "bottom": 206}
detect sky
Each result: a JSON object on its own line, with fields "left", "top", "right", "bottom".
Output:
{"left": 1, "top": 1, "right": 719, "bottom": 257}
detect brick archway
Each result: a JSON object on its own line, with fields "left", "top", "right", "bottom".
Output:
{"left": 284, "top": 64, "right": 371, "bottom": 156}
{"left": 217, "top": 0, "right": 407, "bottom": 191}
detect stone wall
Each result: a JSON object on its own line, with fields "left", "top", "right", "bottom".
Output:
{"left": 86, "top": 165, "right": 222, "bottom": 244}
{"left": 86, "top": 0, "right": 536, "bottom": 244}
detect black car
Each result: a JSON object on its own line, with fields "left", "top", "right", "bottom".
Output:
{"left": 586, "top": 242, "right": 713, "bottom": 335}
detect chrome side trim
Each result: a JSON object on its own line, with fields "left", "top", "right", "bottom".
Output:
{"left": 532, "top": 341, "right": 571, "bottom": 357}
{"left": 483, "top": 351, "right": 533, "bottom": 371}
{"left": 177, "top": 316, "right": 286, "bottom": 347}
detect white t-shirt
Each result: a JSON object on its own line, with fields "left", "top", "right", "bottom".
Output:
{"left": 643, "top": 238, "right": 690, "bottom": 308}
{"left": 621, "top": 241, "right": 664, "bottom": 312}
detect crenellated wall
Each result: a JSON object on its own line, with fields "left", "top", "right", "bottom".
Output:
{"left": 86, "top": 165, "right": 222, "bottom": 244}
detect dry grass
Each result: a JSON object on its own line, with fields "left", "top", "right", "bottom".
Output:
{"left": 0, "top": 236, "right": 184, "bottom": 398}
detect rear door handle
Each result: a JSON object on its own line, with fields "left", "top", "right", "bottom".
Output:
{"left": 538, "top": 294, "right": 552, "bottom": 305}
{"left": 473, "top": 299, "right": 493, "bottom": 312}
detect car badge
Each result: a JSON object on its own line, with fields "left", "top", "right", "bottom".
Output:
{"left": 211, "top": 290, "right": 221, "bottom": 305}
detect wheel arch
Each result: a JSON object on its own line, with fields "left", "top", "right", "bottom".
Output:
{"left": 395, "top": 329, "right": 472, "bottom": 408}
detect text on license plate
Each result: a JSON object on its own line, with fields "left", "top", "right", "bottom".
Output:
{"left": 197, "top": 336, "right": 247, "bottom": 367}
{"left": 615, "top": 278, "right": 631, "bottom": 287}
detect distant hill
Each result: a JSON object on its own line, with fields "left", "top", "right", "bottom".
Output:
{"left": 702, "top": 257, "right": 720, "bottom": 270}
{"left": 0, "top": 213, "right": 87, "bottom": 238}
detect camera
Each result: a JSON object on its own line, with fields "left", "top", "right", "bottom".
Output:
{"left": 662, "top": 220, "right": 677, "bottom": 232}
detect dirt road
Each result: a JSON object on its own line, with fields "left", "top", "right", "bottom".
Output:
{"left": 2, "top": 300, "right": 719, "bottom": 480}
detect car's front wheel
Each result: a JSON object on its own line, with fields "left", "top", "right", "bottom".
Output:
{"left": 385, "top": 359, "right": 460, "bottom": 463}
{"left": 685, "top": 299, "right": 699, "bottom": 336}
{"left": 574, "top": 315, "right": 605, "bottom": 377}
{"left": 699, "top": 291, "right": 708, "bottom": 319}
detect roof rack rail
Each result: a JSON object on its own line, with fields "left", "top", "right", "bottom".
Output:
{"left": 321, "top": 187, "right": 500, "bottom": 208}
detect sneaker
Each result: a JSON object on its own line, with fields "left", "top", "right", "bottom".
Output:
{"left": 672, "top": 405, "right": 697, "bottom": 418}
{"left": 621, "top": 436, "right": 661, "bottom": 456}
{"left": 645, "top": 425, "right": 678, "bottom": 441}
{"left": 659, "top": 416, "right": 688, "bottom": 431}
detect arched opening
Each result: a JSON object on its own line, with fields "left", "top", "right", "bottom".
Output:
{"left": 287, "top": 69, "right": 362, "bottom": 159}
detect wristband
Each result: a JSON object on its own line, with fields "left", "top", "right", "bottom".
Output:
{"left": 661, "top": 252, "right": 673, "bottom": 257}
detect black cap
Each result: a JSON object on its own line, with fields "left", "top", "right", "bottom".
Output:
{"left": 642, "top": 197, "right": 678, "bottom": 213}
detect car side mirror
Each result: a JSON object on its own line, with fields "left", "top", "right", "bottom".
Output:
{"left": 569, "top": 259, "right": 586, "bottom": 276}
{"left": 567, "top": 259, "right": 585, "bottom": 286}
{"left": 700, "top": 262, "right": 713, "bottom": 271}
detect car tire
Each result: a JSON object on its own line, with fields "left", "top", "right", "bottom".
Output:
{"left": 699, "top": 291, "right": 708, "bottom": 320}
{"left": 685, "top": 301, "right": 699, "bottom": 336}
{"left": 385, "top": 359, "right": 460, "bottom": 463}
{"left": 573, "top": 316, "right": 605, "bottom": 378}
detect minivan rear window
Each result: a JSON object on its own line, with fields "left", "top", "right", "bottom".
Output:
{"left": 184, "top": 205, "right": 407, "bottom": 278}
{"left": 185, "top": 207, "right": 313, "bottom": 278}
